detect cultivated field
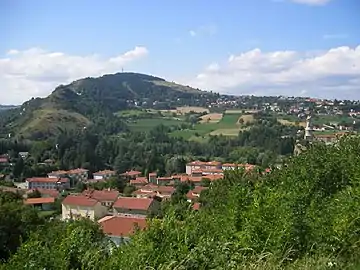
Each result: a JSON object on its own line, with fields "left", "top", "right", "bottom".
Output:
{"left": 225, "top": 109, "right": 259, "bottom": 114}
{"left": 161, "top": 106, "right": 209, "bottom": 115}
{"left": 278, "top": 119, "right": 307, "bottom": 127}
{"left": 200, "top": 113, "right": 223, "bottom": 123}
{"left": 237, "top": 114, "right": 255, "bottom": 125}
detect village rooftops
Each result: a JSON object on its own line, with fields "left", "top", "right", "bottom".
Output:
{"left": 98, "top": 215, "right": 147, "bottom": 237}
{"left": 24, "top": 197, "right": 55, "bottom": 205}
{"left": 130, "top": 177, "right": 148, "bottom": 185}
{"left": 27, "top": 188, "right": 59, "bottom": 198}
{"left": 93, "top": 170, "right": 116, "bottom": 176}
{"left": 47, "top": 170, "right": 68, "bottom": 177}
{"left": 82, "top": 189, "right": 119, "bottom": 202}
{"left": 113, "top": 197, "right": 154, "bottom": 211}
{"left": 67, "top": 168, "right": 89, "bottom": 174}
{"left": 121, "top": 170, "right": 142, "bottom": 177}
{"left": 26, "top": 177, "right": 69, "bottom": 183}
{"left": 62, "top": 195, "right": 99, "bottom": 207}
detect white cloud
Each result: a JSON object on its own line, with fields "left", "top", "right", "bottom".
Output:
{"left": 185, "top": 45, "right": 360, "bottom": 99}
{"left": 189, "top": 30, "right": 196, "bottom": 37}
{"left": 189, "top": 24, "right": 217, "bottom": 37}
{"left": 0, "top": 46, "right": 148, "bottom": 104}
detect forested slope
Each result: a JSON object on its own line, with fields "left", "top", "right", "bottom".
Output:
{"left": 1, "top": 136, "right": 360, "bottom": 269}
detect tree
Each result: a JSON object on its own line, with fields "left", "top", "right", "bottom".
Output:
{"left": 27, "top": 189, "right": 41, "bottom": 198}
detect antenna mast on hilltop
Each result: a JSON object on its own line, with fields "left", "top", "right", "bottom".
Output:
{"left": 121, "top": 67, "right": 124, "bottom": 73}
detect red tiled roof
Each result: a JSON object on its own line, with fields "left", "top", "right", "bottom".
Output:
{"left": 24, "top": 197, "right": 55, "bottom": 205}
{"left": 67, "top": 168, "right": 88, "bottom": 174}
{"left": 113, "top": 197, "right": 154, "bottom": 211}
{"left": 26, "top": 177, "right": 69, "bottom": 183}
{"left": 193, "top": 202, "right": 201, "bottom": 210}
{"left": 187, "top": 160, "right": 206, "bottom": 166}
{"left": 186, "top": 186, "right": 207, "bottom": 200}
{"left": 202, "top": 168, "right": 223, "bottom": 173}
{"left": 62, "top": 195, "right": 98, "bottom": 207}
{"left": 130, "top": 177, "right": 148, "bottom": 185}
{"left": 82, "top": 189, "right": 119, "bottom": 202}
{"left": 28, "top": 189, "right": 59, "bottom": 198}
{"left": 148, "top": 172, "right": 157, "bottom": 176}
{"left": 98, "top": 215, "right": 147, "bottom": 237}
{"left": 93, "top": 170, "right": 116, "bottom": 176}
{"left": 133, "top": 189, "right": 157, "bottom": 198}
{"left": 222, "top": 163, "right": 237, "bottom": 167}
{"left": 202, "top": 174, "right": 224, "bottom": 181}
{"left": 0, "top": 158, "right": 9, "bottom": 163}
{"left": 124, "top": 170, "right": 142, "bottom": 176}
{"left": 157, "top": 177, "right": 172, "bottom": 181}
{"left": 48, "top": 170, "right": 68, "bottom": 176}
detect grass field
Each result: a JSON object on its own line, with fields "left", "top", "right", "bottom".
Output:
{"left": 237, "top": 114, "right": 255, "bottom": 124}
{"left": 161, "top": 106, "right": 209, "bottom": 115}
{"left": 128, "top": 118, "right": 184, "bottom": 132}
{"left": 278, "top": 118, "right": 307, "bottom": 127}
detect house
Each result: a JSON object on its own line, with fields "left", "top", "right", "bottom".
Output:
{"left": 113, "top": 197, "right": 160, "bottom": 217}
{"left": 25, "top": 177, "right": 70, "bottom": 190}
{"left": 26, "top": 188, "right": 59, "bottom": 198}
{"left": 0, "top": 157, "right": 9, "bottom": 166}
{"left": 192, "top": 202, "right": 201, "bottom": 211}
{"left": 133, "top": 184, "right": 175, "bottom": 200}
{"left": 186, "top": 186, "right": 207, "bottom": 202}
{"left": 24, "top": 197, "right": 55, "bottom": 211}
{"left": 98, "top": 215, "right": 147, "bottom": 246}
{"left": 148, "top": 172, "right": 157, "bottom": 183}
{"left": 222, "top": 163, "right": 238, "bottom": 170}
{"left": 121, "top": 170, "right": 142, "bottom": 179}
{"left": 93, "top": 170, "right": 116, "bottom": 181}
{"left": 48, "top": 170, "right": 68, "bottom": 178}
{"left": 130, "top": 177, "right": 148, "bottom": 187}
{"left": 19, "top": 152, "right": 29, "bottom": 159}
{"left": 155, "top": 177, "right": 173, "bottom": 186}
{"left": 82, "top": 189, "right": 119, "bottom": 207}
{"left": 67, "top": 168, "right": 89, "bottom": 182}
{"left": 61, "top": 195, "right": 108, "bottom": 221}
{"left": 185, "top": 161, "right": 222, "bottom": 175}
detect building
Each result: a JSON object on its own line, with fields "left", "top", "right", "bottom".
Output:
{"left": 121, "top": 170, "right": 142, "bottom": 179}
{"left": 48, "top": 170, "right": 68, "bottom": 178}
{"left": 186, "top": 186, "right": 207, "bottom": 202}
{"left": 93, "top": 170, "right": 116, "bottom": 180}
{"left": 133, "top": 184, "right": 175, "bottom": 200}
{"left": 82, "top": 189, "right": 119, "bottom": 207}
{"left": 113, "top": 197, "right": 160, "bottom": 217}
{"left": 61, "top": 195, "right": 108, "bottom": 221}
{"left": 24, "top": 197, "right": 55, "bottom": 211}
{"left": 130, "top": 177, "right": 148, "bottom": 187}
{"left": 98, "top": 215, "right": 147, "bottom": 246}
{"left": 67, "top": 168, "right": 89, "bottom": 182}
{"left": 19, "top": 152, "right": 29, "bottom": 159}
{"left": 26, "top": 188, "right": 59, "bottom": 198}
{"left": 25, "top": 177, "right": 70, "bottom": 190}
{"left": 304, "top": 115, "right": 313, "bottom": 141}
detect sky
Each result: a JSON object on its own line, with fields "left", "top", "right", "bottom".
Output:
{"left": 1, "top": 0, "right": 360, "bottom": 105}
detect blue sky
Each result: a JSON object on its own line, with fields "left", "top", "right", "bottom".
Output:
{"left": 1, "top": 0, "right": 360, "bottom": 104}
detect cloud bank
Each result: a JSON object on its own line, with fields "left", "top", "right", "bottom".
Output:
{"left": 0, "top": 46, "right": 148, "bottom": 104}
{"left": 186, "top": 45, "right": 360, "bottom": 100}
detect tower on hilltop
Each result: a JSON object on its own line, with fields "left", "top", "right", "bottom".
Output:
{"left": 304, "top": 115, "right": 313, "bottom": 141}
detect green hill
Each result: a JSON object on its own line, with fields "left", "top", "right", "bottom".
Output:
{"left": 0, "top": 73, "right": 215, "bottom": 139}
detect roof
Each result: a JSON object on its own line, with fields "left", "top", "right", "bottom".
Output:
{"left": 82, "top": 189, "right": 119, "bottom": 202}
{"left": 156, "top": 177, "right": 172, "bottom": 181}
{"left": 98, "top": 215, "right": 147, "bottom": 237}
{"left": 93, "top": 170, "right": 116, "bottom": 176}
{"left": 28, "top": 188, "right": 59, "bottom": 198}
{"left": 186, "top": 186, "right": 207, "bottom": 200}
{"left": 222, "top": 163, "right": 237, "bottom": 167}
{"left": 193, "top": 202, "right": 201, "bottom": 210}
{"left": 62, "top": 195, "right": 99, "bottom": 207}
{"left": 113, "top": 197, "right": 154, "bottom": 211}
{"left": 48, "top": 170, "right": 68, "bottom": 176}
{"left": 130, "top": 177, "right": 148, "bottom": 185}
{"left": 181, "top": 176, "right": 203, "bottom": 183}
{"left": 139, "top": 185, "right": 175, "bottom": 195}
{"left": 133, "top": 189, "right": 157, "bottom": 198}
{"left": 67, "top": 168, "right": 89, "bottom": 174}
{"left": 26, "top": 177, "right": 69, "bottom": 183}
{"left": 24, "top": 197, "right": 55, "bottom": 205}
{"left": 148, "top": 172, "right": 157, "bottom": 176}
{"left": 0, "top": 158, "right": 9, "bottom": 163}
{"left": 122, "top": 170, "right": 142, "bottom": 176}
{"left": 202, "top": 174, "right": 224, "bottom": 181}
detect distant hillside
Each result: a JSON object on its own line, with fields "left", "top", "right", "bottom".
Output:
{"left": 0, "top": 73, "right": 216, "bottom": 139}
{"left": 0, "top": 105, "right": 19, "bottom": 111}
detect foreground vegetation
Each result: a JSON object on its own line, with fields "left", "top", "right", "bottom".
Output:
{"left": 1, "top": 136, "right": 359, "bottom": 269}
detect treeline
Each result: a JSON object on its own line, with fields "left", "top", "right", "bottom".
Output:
{"left": 1, "top": 136, "right": 360, "bottom": 269}
{"left": 1, "top": 118, "right": 296, "bottom": 181}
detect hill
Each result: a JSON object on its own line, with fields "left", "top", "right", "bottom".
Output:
{"left": 0, "top": 105, "right": 19, "bottom": 111}
{"left": 0, "top": 73, "right": 216, "bottom": 139}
